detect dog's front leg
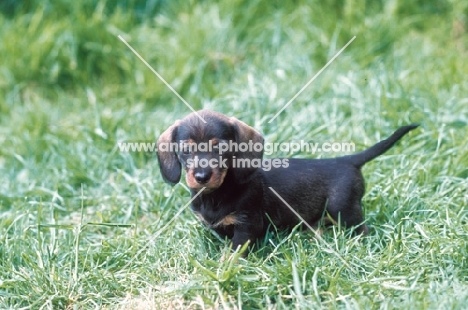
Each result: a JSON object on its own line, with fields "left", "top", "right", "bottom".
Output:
{"left": 231, "top": 230, "right": 253, "bottom": 251}
{"left": 230, "top": 223, "right": 263, "bottom": 257}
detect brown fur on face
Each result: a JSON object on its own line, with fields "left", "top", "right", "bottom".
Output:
{"left": 185, "top": 166, "right": 228, "bottom": 192}
{"left": 157, "top": 110, "right": 264, "bottom": 188}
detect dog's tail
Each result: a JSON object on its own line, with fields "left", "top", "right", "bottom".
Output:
{"left": 345, "top": 124, "right": 419, "bottom": 168}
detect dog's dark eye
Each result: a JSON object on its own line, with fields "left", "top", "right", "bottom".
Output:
{"left": 214, "top": 140, "right": 228, "bottom": 154}
{"left": 181, "top": 144, "right": 192, "bottom": 155}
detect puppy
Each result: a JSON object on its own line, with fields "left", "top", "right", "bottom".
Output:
{"left": 157, "top": 110, "right": 418, "bottom": 254}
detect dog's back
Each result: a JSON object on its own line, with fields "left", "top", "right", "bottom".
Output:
{"left": 261, "top": 124, "right": 419, "bottom": 232}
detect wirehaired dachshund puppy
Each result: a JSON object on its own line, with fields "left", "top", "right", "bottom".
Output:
{"left": 157, "top": 110, "right": 418, "bottom": 255}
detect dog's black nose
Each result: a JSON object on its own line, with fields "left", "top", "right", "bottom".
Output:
{"left": 194, "top": 171, "right": 212, "bottom": 184}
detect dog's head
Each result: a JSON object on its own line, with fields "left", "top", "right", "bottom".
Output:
{"left": 157, "top": 110, "right": 264, "bottom": 192}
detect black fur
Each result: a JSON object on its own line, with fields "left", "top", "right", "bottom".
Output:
{"left": 157, "top": 110, "right": 419, "bottom": 255}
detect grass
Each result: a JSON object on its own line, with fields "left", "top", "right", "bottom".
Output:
{"left": 0, "top": 0, "right": 467, "bottom": 308}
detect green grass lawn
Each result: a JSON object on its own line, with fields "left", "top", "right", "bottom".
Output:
{"left": 1, "top": 0, "right": 467, "bottom": 308}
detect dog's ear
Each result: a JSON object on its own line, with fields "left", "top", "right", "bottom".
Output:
{"left": 157, "top": 121, "right": 181, "bottom": 185}
{"left": 230, "top": 117, "right": 264, "bottom": 181}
